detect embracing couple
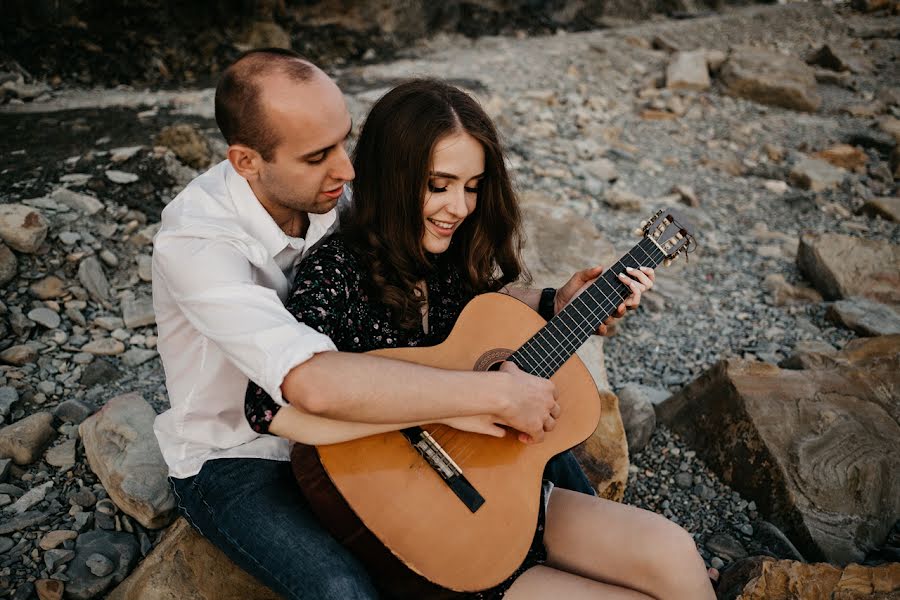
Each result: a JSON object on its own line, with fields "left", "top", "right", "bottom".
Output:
{"left": 151, "top": 48, "right": 714, "bottom": 599}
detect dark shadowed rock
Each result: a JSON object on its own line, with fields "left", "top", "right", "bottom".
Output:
{"left": 656, "top": 354, "right": 900, "bottom": 565}
{"left": 66, "top": 530, "right": 139, "bottom": 600}
{"left": 80, "top": 359, "right": 122, "bottom": 387}
{"left": 0, "top": 243, "right": 17, "bottom": 286}
{"left": 155, "top": 124, "right": 211, "bottom": 170}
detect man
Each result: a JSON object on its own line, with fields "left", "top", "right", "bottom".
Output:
{"left": 152, "top": 48, "right": 651, "bottom": 599}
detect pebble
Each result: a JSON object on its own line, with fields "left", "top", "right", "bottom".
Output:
{"left": 39, "top": 530, "right": 78, "bottom": 551}
{"left": 81, "top": 338, "right": 126, "bottom": 356}
{"left": 27, "top": 308, "right": 61, "bottom": 330}
{"left": 105, "top": 170, "right": 139, "bottom": 184}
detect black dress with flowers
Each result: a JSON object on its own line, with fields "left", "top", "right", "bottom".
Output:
{"left": 244, "top": 233, "right": 547, "bottom": 599}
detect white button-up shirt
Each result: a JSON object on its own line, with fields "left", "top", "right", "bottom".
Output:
{"left": 152, "top": 160, "right": 340, "bottom": 479}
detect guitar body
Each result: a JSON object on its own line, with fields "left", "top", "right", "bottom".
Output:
{"left": 295, "top": 293, "right": 603, "bottom": 593}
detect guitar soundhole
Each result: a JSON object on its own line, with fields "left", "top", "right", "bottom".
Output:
{"left": 474, "top": 348, "right": 514, "bottom": 372}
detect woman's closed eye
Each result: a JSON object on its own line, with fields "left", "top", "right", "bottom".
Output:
{"left": 427, "top": 181, "right": 481, "bottom": 194}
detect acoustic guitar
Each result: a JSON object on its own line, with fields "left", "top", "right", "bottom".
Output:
{"left": 291, "top": 209, "right": 696, "bottom": 596}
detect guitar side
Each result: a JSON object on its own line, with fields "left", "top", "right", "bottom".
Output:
{"left": 311, "top": 293, "right": 603, "bottom": 592}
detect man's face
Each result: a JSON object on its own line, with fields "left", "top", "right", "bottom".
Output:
{"left": 252, "top": 72, "right": 355, "bottom": 219}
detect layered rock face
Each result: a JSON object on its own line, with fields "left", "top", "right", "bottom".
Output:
{"left": 657, "top": 337, "right": 900, "bottom": 565}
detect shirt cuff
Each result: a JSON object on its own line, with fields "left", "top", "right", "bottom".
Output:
{"left": 263, "top": 333, "right": 337, "bottom": 407}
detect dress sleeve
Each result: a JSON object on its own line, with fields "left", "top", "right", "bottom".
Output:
{"left": 244, "top": 239, "right": 354, "bottom": 434}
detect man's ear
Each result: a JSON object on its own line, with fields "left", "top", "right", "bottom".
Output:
{"left": 227, "top": 144, "right": 263, "bottom": 181}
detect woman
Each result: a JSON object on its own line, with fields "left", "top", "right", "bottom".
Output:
{"left": 246, "top": 79, "right": 715, "bottom": 599}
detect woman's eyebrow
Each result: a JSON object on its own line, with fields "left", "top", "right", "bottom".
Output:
{"left": 429, "top": 171, "right": 485, "bottom": 179}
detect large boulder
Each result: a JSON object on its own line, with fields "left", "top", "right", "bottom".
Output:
{"left": 79, "top": 392, "right": 176, "bottom": 529}
{"left": 797, "top": 232, "right": 900, "bottom": 307}
{"left": 656, "top": 337, "right": 900, "bottom": 565}
{"left": 107, "top": 518, "right": 283, "bottom": 600}
{"left": 733, "top": 558, "right": 900, "bottom": 600}
{"left": 572, "top": 390, "right": 629, "bottom": 501}
{"left": 719, "top": 46, "right": 821, "bottom": 112}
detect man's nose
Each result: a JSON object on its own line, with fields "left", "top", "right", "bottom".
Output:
{"left": 330, "top": 144, "right": 355, "bottom": 182}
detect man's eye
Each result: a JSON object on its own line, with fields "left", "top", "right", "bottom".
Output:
{"left": 428, "top": 182, "right": 448, "bottom": 193}
{"left": 306, "top": 152, "right": 327, "bottom": 164}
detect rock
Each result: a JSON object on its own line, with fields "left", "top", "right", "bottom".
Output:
{"left": 27, "top": 307, "right": 61, "bottom": 329}
{"left": 7, "top": 480, "right": 53, "bottom": 513}
{"left": 797, "top": 232, "right": 900, "bottom": 306}
{"left": 666, "top": 50, "right": 710, "bottom": 91}
{"left": 604, "top": 186, "right": 646, "bottom": 212}
{"left": 0, "top": 203, "right": 49, "bottom": 253}
{"left": 105, "top": 170, "right": 139, "bottom": 184}
{"left": 86, "top": 552, "right": 115, "bottom": 577}
{"left": 583, "top": 158, "right": 618, "bottom": 182}
{"left": 120, "top": 348, "right": 158, "bottom": 367}
{"left": 0, "top": 412, "right": 55, "bottom": 465}
{"left": 878, "top": 116, "right": 900, "bottom": 144}
{"left": 39, "top": 530, "right": 78, "bottom": 550}
{"left": 736, "top": 559, "right": 899, "bottom": 599}
{"left": 706, "top": 532, "right": 748, "bottom": 561}
{"left": 0, "top": 536, "right": 13, "bottom": 553}
{"left": 0, "top": 510, "right": 50, "bottom": 534}
{"left": 719, "top": 46, "right": 821, "bottom": 112}
{"left": 827, "top": 297, "right": 900, "bottom": 336}
{"left": 813, "top": 144, "right": 868, "bottom": 171}
{"left": 66, "top": 530, "right": 140, "bottom": 600}
{"left": 0, "top": 387, "right": 16, "bottom": 418}
{"left": 29, "top": 276, "right": 66, "bottom": 299}
{"left": 136, "top": 254, "right": 152, "bottom": 282}
{"left": 0, "top": 458, "right": 10, "bottom": 482}
{"left": 53, "top": 399, "right": 96, "bottom": 424}
{"left": 80, "top": 358, "right": 122, "bottom": 386}
{"left": 670, "top": 184, "right": 699, "bottom": 207}
{"left": 616, "top": 384, "right": 663, "bottom": 453}
{"left": 751, "top": 520, "right": 806, "bottom": 561}
{"left": 155, "top": 124, "right": 211, "bottom": 170}
{"left": 106, "top": 517, "right": 283, "bottom": 600}
{"left": 762, "top": 273, "right": 823, "bottom": 306}
{"left": 779, "top": 340, "right": 839, "bottom": 371}
{"left": 573, "top": 390, "right": 629, "bottom": 501}
{"left": 806, "top": 44, "right": 873, "bottom": 74}
{"left": 893, "top": 147, "right": 900, "bottom": 180}
{"left": 82, "top": 338, "right": 126, "bottom": 356}
{"left": 657, "top": 357, "right": 900, "bottom": 564}
{"left": 109, "top": 146, "right": 143, "bottom": 163}
{"left": 788, "top": 156, "right": 846, "bottom": 192}
{"left": 0, "top": 243, "right": 17, "bottom": 286}
{"left": 44, "top": 548, "right": 75, "bottom": 571}
{"left": 237, "top": 20, "right": 292, "bottom": 51}
{"left": 49, "top": 188, "right": 104, "bottom": 215}
{"left": 846, "top": 129, "right": 896, "bottom": 155}
{"left": 706, "top": 49, "right": 727, "bottom": 72}
{"left": 77, "top": 256, "right": 111, "bottom": 305}
{"left": 34, "top": 579, "right": 63, "bottom": 600}
{"left": 45, "top": 437, "right": 77, "bottom": 468}
{"left": 79, "top": 392, "right": 176, "bottom": 529}
{"left": 860, "top": 196, "right": 900, "bottom": 222}
{"left": 852, "top": 0, "right": 891, "bottom": 11}
{"left": 130, "top": 222, "right": 161, "bottom": 247}
{"left": 121, "top": 295, "right": 155, "bottom": 329}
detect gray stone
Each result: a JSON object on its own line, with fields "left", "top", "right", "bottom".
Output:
{"left": 44, "top": 548, "right": 75, "bottom": 571}
{"left": 72, "top": 487, "right": 97, "bottom": 508}
{"left": 87, "top": 552, "right": 115, "bottom": 577}
{"left": 0, "top": 386, "right": 17, "bottom": 417}
{"left": 27, "top": 307, "right": 61, "bottom": 329}
{"left": 0, "top": 242, "right": 17, "bottom": 286}
{"left": 80, "top": 359, "right": 121, "bottom": 387}
{"left": 82, "top": 338, "right": 125, "bottom": 356}
{"left": 666, "top": 50, "right": 711, "bottom": 91}
{"left": 45, "top": 437, "right": 77, "bottom": 469}
{"left": 77, "top": 257, "right": 111, "bottom": 305}
{"left": 827, "top": 297, "right": 900, "bottom": 336}
{"left": 720, "top": 46, "right": 821, "bottom": 112}
{"left": 583, "top": 158, "right": 618, "bottom": 183}
{"left": 66, "top": 530, "right": 139, "bottom": 600}
{"left": 94, "top": 316, "right": 124, "bottom": 331}
{"left": 0, "top": 203, "right": 49, "bottom": 253}
{"left": 50, "top": 188, "right": 104, "bottom": 215}
{"left": 0, "top": 344, "right": 38, "bottom": 365}
{"left": 58, "top": 231, "right": 82, "bottom": 245}
{"left": 72, "top": 511, "right": 93, "bottom": 533}
{"left": 0, "top": 458, "right": 10, "bottom": 482}
{"left": 7, "top": 480, "right": 53, "bottom": 513}
{"left": 136, "top": 254, "right": 152, "bottom": 282}
{"left": 120, "top": 348, "right": 158, "bottom": 367}
{"left": 860, "top": 197, "right": 900, "bottom": 222}
{"left": 617, "top": 384, "right": 661, "bottom": 453}
{"left": 789, "top": 156, "right": 846, "bottom": 192}
{"left": 0, "top": 412, "right": 55, "bottom": 465}
{"left": 0, "top": 510, "right": 50, "bottom": 534}
{"left": 79, "top": 392, "right": 176, "bottom": 529}
{"left": 53, "top": 399, "right": 96, "bottom": 424}
{"left": 706, "top": 532, "right": 749, "bottom": 561}
{"left": 0, "top": 536, "right": 13, "bottom": 553}
{"left": 121, "top": 296, "right": 155, "bottom": 329}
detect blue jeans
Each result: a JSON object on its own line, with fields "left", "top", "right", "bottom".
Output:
{"left": 171, "top": 451, "right": 593, "bottom": 600}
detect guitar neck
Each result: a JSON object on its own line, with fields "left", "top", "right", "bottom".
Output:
{"left": 509, "top": 236, "right": 666, "bottom": 379}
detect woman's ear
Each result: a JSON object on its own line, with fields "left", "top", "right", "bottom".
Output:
{"left": 227, "top": 144, "right": 263, "bottom": 181}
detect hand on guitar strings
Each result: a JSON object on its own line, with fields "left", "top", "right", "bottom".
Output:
{"left": 554, "top": 265, "right": 655, "bottom": 334}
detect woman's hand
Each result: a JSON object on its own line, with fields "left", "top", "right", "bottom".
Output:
{"left": 555, "top": 265, "right": 655, "bottom": 335}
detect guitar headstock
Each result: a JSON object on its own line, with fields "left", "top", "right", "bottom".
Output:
{"left": 635, "top": 208, "right": 696, "bottom": 266}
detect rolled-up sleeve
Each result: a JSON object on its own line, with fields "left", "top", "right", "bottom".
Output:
{"left": 153, "top": 234, "right": 336, "bottom": 406}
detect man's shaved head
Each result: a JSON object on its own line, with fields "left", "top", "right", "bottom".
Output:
{"left": 215, "top": 48, "right": 320, "bottom": 161}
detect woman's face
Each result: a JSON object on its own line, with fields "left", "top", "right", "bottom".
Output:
{"left": 421, "top": 131, "right": 484, "bottom": 254}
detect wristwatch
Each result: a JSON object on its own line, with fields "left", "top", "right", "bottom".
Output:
{"left": 538, "top": 287, "right": 556, "bottom": 321}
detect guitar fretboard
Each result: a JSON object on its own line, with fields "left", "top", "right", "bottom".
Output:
{"left": 510, "top": 236, "right": 666, "bottom": 379}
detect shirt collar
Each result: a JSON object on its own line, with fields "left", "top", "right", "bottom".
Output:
{"left": 224, "top": 161, "right": 338, "bottom": 258}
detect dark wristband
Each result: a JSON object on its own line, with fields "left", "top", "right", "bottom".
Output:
{"left": 538, "top": 287, "right": 556, "bottom": 321}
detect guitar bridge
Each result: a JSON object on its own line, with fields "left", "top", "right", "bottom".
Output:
{"left": 401, "top": 427, "right": 485, "bottom": 513}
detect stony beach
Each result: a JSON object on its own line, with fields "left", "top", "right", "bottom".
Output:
{"left": 1, "top": 2, "right": 899, "bottom": 598}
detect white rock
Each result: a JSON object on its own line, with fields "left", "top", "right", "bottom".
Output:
{"left": 6, "top": 481, "right": 53, "bottom": 513}
{"left": 50, "top": 188, "right": 104, "bottom": 215}
{"left": 105, "top": 170, "right": 139, "bottom": 184}
{"left": 122, "top": 296, "right": 156, "bottom": 329}
{"left": 666, "top": 50, "right": 711, "bottom": 91}
{"left": 59, "top": 173, "right": 93, "bottom": 185}
{"left": 764, "top": 179, "right": 789, "bottom": 194}
{"left": 0, "top": 204, "right": 49, "bottom": 254}
{"left": 109, "top": 146, "right": 143, "bottom": 163}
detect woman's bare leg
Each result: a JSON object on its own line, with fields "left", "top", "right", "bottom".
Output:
{"left": 541, "top": 489, "right": 716, "bottom": 600}
{"left": 505, "top": 565, "right": 654, "bottom": 600}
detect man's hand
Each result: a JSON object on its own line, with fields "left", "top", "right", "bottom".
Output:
{"left": 555, "top": 265, "right": 655, "bottom": 335}
{"left": 441, "top": 361, "right": 560, "bottom": 444}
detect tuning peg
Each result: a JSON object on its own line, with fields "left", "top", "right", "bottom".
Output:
{"left": 633, "top": 227, "right": 645, "bottom": 237}
{"left": 663, "top": 258, "right": 673, "bottom": 267}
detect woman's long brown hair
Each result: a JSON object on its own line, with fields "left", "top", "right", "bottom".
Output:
{"left": 344, "top": 79, "right": 528, "bottom": 330}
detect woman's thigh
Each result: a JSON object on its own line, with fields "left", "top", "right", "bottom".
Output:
{"left": 505, "top": 565, "right": 654, "bottom": 600}
{"left": 541, "top": 488, "right": 705, "bottom": 597}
